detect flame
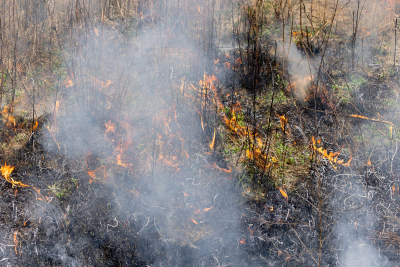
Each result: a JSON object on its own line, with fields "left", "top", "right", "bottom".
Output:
{"left": 65, "top": 75, "right": 74, "bottom": 88}
{"left": 87, "top": 170, "right": 96, "bottom": 183}
{"left": 278, "top": 187, "right": 288, "bottom": 198}
{"left": 311, "top": 137, "right": 351, "bottom": 168}
{"left": 183, "top": 191, "right": 189, "bottom": 197}
{"left": 239, "top": 239, "right": 246, "bottom": 244}
{"left": 104, "top": 120, "right": 116, "bottom": 143}
{"left": 191, "top": 206, "right": 201, "bottom": 214}
{"left": 209, "top": 128, "right": 216, "bottom": 150}
{"left": 355, "top": 221, "right": 357, "bottom": 230}
{"left": 2, "top": 104, "right": 13, "bottom": 114}
{"left": 6, "top": 115, "right": 16, "bottom": 127}
{"left": 197, "top": 110, "right": 204, "bottom": 131}
{"left": 203, "top": 207, "right": 213, "bottom": 212}
{"left": 32, "top": 186, "right": 52, "bottom": 203}
{"left": 277, "top": 114, "right": 290, "bottom": 134}
{"left": 349, "top": 114, "right": 393, "bottom": 138}
{"left": 33, "top": 120, "right": 38, "bottom": 131}
{"left": 190, "top": 218, "right": 198, "bottom": 225}
{"left": 210, "top": 163, "right": 232, "bottom": 173}
{"left": 287, "top": 75, "right": 313, "bottom": 99}
{"left": 0, "top": 163, "right": 29, "bottom": 188}
{"left": 13, "top": 231, "right": 18, "bottom": 254}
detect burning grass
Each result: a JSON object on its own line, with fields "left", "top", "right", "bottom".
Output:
{"left": 0, "top": 0, "right": 399, "bottom": 265}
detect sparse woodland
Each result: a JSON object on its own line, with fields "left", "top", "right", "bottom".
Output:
{"left": 0, "top": 0, "right": 398, "bottom": 266}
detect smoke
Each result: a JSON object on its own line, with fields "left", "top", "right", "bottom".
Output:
{"left": 331, "top": 172, "right": 394, "bottom": 267}
{"left": 36, "top": 11, "right": 246, "bottom": 265}
{"left": 278, "top": 42, "right": 315, "bottom": 100}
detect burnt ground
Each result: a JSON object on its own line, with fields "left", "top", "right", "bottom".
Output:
{"left": 0, "top": 70, "right": 399, "bottom": 267}
{"left": 0, "top": 3, "right": 400, "bottom": 266}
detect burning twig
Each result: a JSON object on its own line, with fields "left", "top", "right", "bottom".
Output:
{"left": 13, "top": 231, "right": 17, "bottom": 255}
{"left": 311, "top": 137, "right": 352, "bottom": 168}
{"left": 278, "top": 187, "right": 288, "bottom": 199}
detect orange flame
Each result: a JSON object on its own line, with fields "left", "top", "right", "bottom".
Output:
{"left": 209, "top": 128, "right": 216, "bottom": 150}
{"left": 33, "top": 120, "right": 38, "bottom": 131}
{"left": 349, "top": 114, "right": 393, "bottom": 138}
{"left": 277, "top": 114, "right": 288, "bottom": 132}
{"left": 65, "top": 75, "right": 74, "bottom": 88}
{"left": 0, "top": 163, "right": 29, "bottom": 188}
{"left": 278, "top": 187, "right": 288, "bottom": 198}
{"left": 87, "top": 170, "right": 97, "bottom": 183}
{"left": 2, "top": 104, "right": 13, "bottom": 114}
{"left": 6, "top": 115, "right": 16, "bottom": 127}
{"left": 239, "top": 239, "right": 246, "bottom": 244}
{"left": 210, "top": 163, "right": 232, "bottom": 173}
{"left": 311, "top": 137, "right": 351, "bottom": 168}
{"left": 13, "top": 231, "right": 18, "bottom": 254}
{"left": 190, "top": 218, "right": 198, "bottom": 225}
{"left": 287, "top": 75, "right": 313, "bottom": 99}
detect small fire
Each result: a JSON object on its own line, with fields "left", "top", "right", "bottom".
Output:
{"left": 0, "top": 163, "right": 29, "bottom": 188}
{"left": 1, "top": 163, "right": 14, "bottom": 181}
{"left": 32, "top": 186, "right": 52, "bottom": 202}
{"left": 278, "top": 187, "right": 288, "bottom": 199}
{"left": 197, "top": 110, "right": 205, "bottom": 131}
{"left": 2, "top": 104, "right": 13, "bottom": 114}
{"left": 355, "top": 221, "right": 357, "bottom": 230}
{"left": 190, "top": 218, "right": 198, "bottom": 225}
{"left": 6, "top": 115, "right": 16, "bottom": 127}
{"left": 239, "top": 239, "right": 246, "bottom": 244}
{"left": 65, "top": 75, "right": 74, "bottom": 88}
{"left": 311, "top": 137, "right": 352, "bottom": 168}
{"left": 287, "top": 75, "right": 313, "bottom": 100}
{"left": 209, "top": 128, "right": 216, "bottom": 150}
{"left": 32, "top": 120, "right": 38, "bottom": 131}
{"left": 13, "top": 231, "right": 18, "bottom": 254}
{"left": 210, "top": 163, "right": 232, "bottom": 173}
{"left": 277, "top": 114, "right": 289, "bottom": 133}
{"left": 87, "top": 170, "right": 96, "bottom": 183}
{"left": 349, "top": 114, "right": 393, "bottom": 138}
{"left": 203, "top": 207, "right": 213, "bottom": 212}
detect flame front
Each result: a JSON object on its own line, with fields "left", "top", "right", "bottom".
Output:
{"left": 311, "top": 137, "right": 352, "bottom": 168}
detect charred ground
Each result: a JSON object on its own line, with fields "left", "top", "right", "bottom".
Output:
{"left": 0, "top": 0, "right": 398, "bottom": 266}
